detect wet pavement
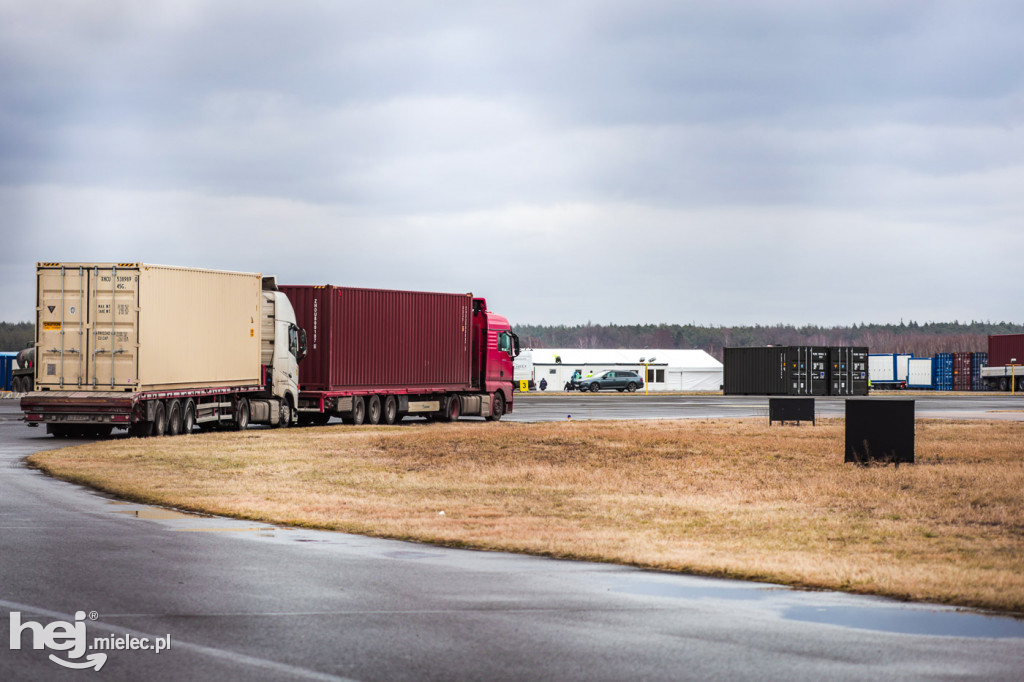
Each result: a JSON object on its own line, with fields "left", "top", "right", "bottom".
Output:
{"left": 1, "top": 398, "right": 1023, "bottom": 680}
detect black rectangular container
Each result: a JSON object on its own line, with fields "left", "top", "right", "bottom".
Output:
{"left": 723, "top": 347, "right": 788, "bottom": 395}
{"left": 724, "top": 346, "right": 829, "bottom": 395}
{"left": 828, "top": 347, "right": 869, "bottom": 396}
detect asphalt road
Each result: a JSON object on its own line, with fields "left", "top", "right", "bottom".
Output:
{"left": 505, "top": 391, "right": 1024, "bottom": 422}
{"left": 2, "top": 396, "right": 1023, "bottom": 680}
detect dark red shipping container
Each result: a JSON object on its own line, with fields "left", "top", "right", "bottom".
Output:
{"left": 953, "top": 352, "right": 972, "bottom": 391}
{"left": 280, "top": 285, "right": 472, "bottom": 392}
{"left": 988, "top": 334, "right": 1024, "bottom": 368}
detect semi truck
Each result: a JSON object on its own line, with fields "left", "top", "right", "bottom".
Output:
{"left": 10, "top": 347, "right": 34, "bottom": 393}
{"left": 980, "top": 333, "right": 1024, "bottom": 391}
{"left": 278, "top": 285, "right": 520, "bottom": 424}
{"left": 21, "top": 263, "right": 305, "bottom": 437}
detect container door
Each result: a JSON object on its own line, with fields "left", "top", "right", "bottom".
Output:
{"left": 88, "top": 266, "right": 140, "bottom": 389}
{"left": 36, "top": 265, "right": 89, "bottom": 389}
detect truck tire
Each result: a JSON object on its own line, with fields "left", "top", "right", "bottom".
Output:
{"left": 366, "top": 395, "right": 382, "bottom": 425}
{"left": 383, "top": 396, "right": 397, "bottom": 425}
{"left": 441, "top": 396, "right": 460, "bottom": 422}
{"left": 486, "top": 392, "right": 504, "bottom": 422}
{"left": 152, "top": 401, "right": 168, "bottom": 437}
{"left": 279, "top": 399, "right": 292, "bottom": 427}
{"left": 234, "top": 398, "right": 250, "bottom": 431}
{"left": 166, "top": 400, "right": 183, "bottom": 436}
{"left": 345, "top": 396, "right": 366, "bottom": 425}
{"left": 182, "top": 400, "right": 196, "bottom": 434}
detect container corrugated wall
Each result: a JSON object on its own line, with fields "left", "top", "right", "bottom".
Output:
{"left": 723, "top": 347, "right": 788, "bottom": 395}
{"left": 971, "top": 352, "right": 988, "bottom": 391}
{"left": 280, "top": 285, "right": 472, "bottom": 392}
{"left": 0, "top": 352, "right": 15, "bottom": 390}
{"left": 933, "top": 353, "right": 953, "bottom": 391}
{"left": 953, "top": 352, "right": 972, "bottom": 391}
{"left": 828, "top": 347, "right": 869, "bottom": 396}
{"left": 35, "top": 263, "right": 262, "bottom": 391}
{"left": 988, "top": 334, "right": 1024, "bottom": 368}
{"left": 724, "top": 346, "right": 861, "bottom": 396}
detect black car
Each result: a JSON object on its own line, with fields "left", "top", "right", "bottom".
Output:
{"left": 576, "top": 370, "right": 644, "bottom": 393}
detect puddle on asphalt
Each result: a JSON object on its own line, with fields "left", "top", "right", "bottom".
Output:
{"left": 783, "top": 605, "right": 1024, "bottom": 639}
{"left": 608, "top": 576, "right": 773, "bottom": 602}
{"left": 381, "top": 550, "right": 445, "bottom": 560}
{"left": 114, "top": 508, "right": 209, "bottom": 520}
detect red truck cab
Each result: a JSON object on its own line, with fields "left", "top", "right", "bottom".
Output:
{"left": 473, "top": 298, "right": 519, "bottom": 416}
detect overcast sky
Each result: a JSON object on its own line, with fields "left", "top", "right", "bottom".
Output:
{"left": 2, "top": 1, "right": 1022, "bottom": 327}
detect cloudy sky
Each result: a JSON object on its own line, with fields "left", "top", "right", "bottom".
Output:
{"left": 2, "top": 1, "right": 1022, "bottom": 327}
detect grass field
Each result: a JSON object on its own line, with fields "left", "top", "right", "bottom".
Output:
{"left": 28, "top": 418, "right": 1024, "bottom": 613}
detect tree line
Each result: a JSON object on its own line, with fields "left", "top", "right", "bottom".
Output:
{"left": 0, "top": 322, "right": 33, "bottom": 352}
{"left": 513, "top": 321, "right": 1024, "bottom": 361}
{"left": 6, "top": 319, "right": 1023, "bottom": 359}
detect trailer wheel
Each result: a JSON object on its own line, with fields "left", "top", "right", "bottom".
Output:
{"left": 166, "top": 399, "right": 183, "bottom": 436}
{"left": 182, "top": 400, "right": 196, "bottom": 434}
{"left": 999, "top": 378, "right": 1009, "bottom": 391}
{"left": 366, "top": 395, "right": 382, "bottom": 425}
{"left": 151, "top": 401, "right": 168, "bottom": 437}
{"left": 383, "top": 396, "right": 398, "bottom": 425}
{"left": 347, "top": 396, "right": 366, "bottom": 425}
{"left": 486, "top": 392, "right": 504, "bottom": 422}
{"left": 233, "top": 398, "right": 250, "bottom": 430}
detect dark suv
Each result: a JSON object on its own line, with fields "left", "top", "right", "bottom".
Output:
{"left": 576, "top": 370, "right": 644, "bottom": 393}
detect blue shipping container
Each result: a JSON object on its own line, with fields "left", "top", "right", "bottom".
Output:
{"left": 971, "top": 352, "right": 988, "bottom": 391}
{"left": 933, "top": 353, "right": 954, "bottom": 391}
{"left": 0, "top": 352, "right": 16, "bottom": 391}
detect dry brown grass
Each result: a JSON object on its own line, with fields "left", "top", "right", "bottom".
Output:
{"left": 28, "top": 418, "right": 1024, "bottom": 613}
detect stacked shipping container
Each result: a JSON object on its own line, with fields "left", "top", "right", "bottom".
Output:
{"left": 971, "top": 352, "right": 988, "bottom": 391}
{"left": 953, "top": 352, "right": 972, "bottom": 391}
{"left": 723, "top": 346, "right": 868, "bottom": 396}
{"left": 933, "top": 353, "right": 953, "bottom": 391}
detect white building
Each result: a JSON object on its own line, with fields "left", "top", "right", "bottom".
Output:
{"left": 523, "top": 348, "right": 723, "bottom": 392}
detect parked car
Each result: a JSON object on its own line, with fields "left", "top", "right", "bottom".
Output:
{"left": 577, "top": 370, "right": 644, "bottom": 393}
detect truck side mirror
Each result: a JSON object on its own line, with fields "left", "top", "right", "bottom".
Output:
{"left": 511, "top": 332, "right": 521, "bottom": 357}
{"left": 297, "top": 328, "right": 307, "bottom": 361}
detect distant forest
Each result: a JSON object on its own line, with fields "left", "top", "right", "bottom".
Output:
{"left": 0, "top": 322, "right": 33, "bottom": 352}
{"left": 5, "top": 320, "right": 1024, "bottom": 359}
{"left": 514, "top": 321, "right": 1024, "bottom": 361}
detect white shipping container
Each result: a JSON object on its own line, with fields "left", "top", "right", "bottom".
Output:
{"left": 907, "top": 358, "right": 934, "bottom": 388}
{"left": 35, "top": 263, "right": 263, "bottom": 392}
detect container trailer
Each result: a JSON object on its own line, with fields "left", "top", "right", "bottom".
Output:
{"left": 980, "top": 334, "right": 1024, "bottom": 391}
{"left": 21, "top": 263, "right": 305, "bottom": 437}
{"left": 868, "top": 353, "right": 913, "bottom": 389}
{"left": 10, "top": 347, "right": 34, "bottom": 393}
{"left": 278, "top": 284, "right": 520, "bottom": 424}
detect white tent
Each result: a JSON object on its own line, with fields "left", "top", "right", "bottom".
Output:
{"left": 525, "top": 348, "right": 723, "bottom": 392}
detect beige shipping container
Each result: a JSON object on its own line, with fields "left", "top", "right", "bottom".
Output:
{"left": 35, "top": 263, "right": 263, "bottom": 392}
